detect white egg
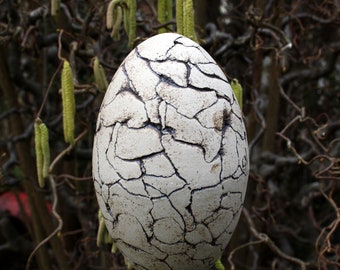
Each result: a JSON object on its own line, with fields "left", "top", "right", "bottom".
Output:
{"left": 93, "top": 33, "right": 249, "bottom": 270}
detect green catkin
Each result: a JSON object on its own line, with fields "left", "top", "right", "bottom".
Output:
{"left": 61, "top": 60, "right": 75, "bottom": 145}
{"left": 123, "top": 1, "right": 129, "bottom": 37}
{"left": 96, "top": 210, "right": 107, "bottom": 247}
{"left": 110, "top": 6, "right": 123, "bottom": 40}
{"left": 34, "top": 120, "right": 44, "bottom": 187}
{"left": 158, "top": 0, "right": 167, "bottom": 33}
{"left": 183, "top": 0, "right": 197, "bottom": 42}
{"left": 215, "top": 258, "right": 225, "bottom": 270}
{"left": 39, "top": 122, "right": 50, "bottom": 180}
{"left": 176, "top": 0, "right": 184, "bottom": 34}
{"left": 125, "top": 259, "right": 133, "bottom": 270}
{"left": 96, "top": 210, "right": 117, "bottom": 252}
{"left": 34, "top": 119, "right": 50, "bottom": 188}
{"left": 111, "top": 242, "right": 117, "bottom": 253}
{"left": 158, "top": 0, "right": 173, "bottom": 33}
{"left": 106, "top": 1, "right": 114, "bottom": 29}
{"left": 166, "top": 0, "right": 173, "bottom": 30}
{"left": 93, "top": 57, "right": 108, "bottom": 93}
{"left": 104, "top": 229, "right": 113, "bottom": 244}
{"left": 106, "top": 0, "right": 121, "bottom": 29}
{"left": 51, "top": 0, "right": 61, "bottom": 16}
{"left": 231, "top": 78, "right": 243, "bottom": 109}
{"left": 126, "top": 0, "right": 136, "bottom": 48}
{"left": 108, "top": 0, "right": 136, "bottom": 46}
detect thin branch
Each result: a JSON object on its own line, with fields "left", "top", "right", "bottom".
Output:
{"left": 228, "top": 238, "right": 265, "bottom": 270}
{"left": 243, "top": 208, "right": 310, "bottom": 270}
{"left": 25, "top": 176, "right": 63, "bottom": 270}
{"left": 36, "top": 61, "right": 63, "bottom": 119}
{"left": 49, "top": 128, "right": 88, "bottom": 173}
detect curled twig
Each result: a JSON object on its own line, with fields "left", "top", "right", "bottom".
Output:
{"left": 243, "top": 208, "right": 310, "bottom": 270}
{"left": 228, "top": 238, "right": 265, "bottom": 270}
{"left": 316, "top": 186, "right": 340, "bottom": 269}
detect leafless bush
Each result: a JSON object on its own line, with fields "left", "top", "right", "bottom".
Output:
{"left": 0, "top": 0, "right": 339, "bottom": 269}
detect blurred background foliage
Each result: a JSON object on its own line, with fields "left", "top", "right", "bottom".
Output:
{"left": 0, "top": 0, "right": 339, "bottom": 269}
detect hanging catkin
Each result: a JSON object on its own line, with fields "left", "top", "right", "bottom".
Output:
{"left": 34, "top": 119, "right": 50, "bottom": 188}
{"left": 231, "top": 78, "right": 243, "bottom": 109}
{"left": 61, "top": 60, "right": 75, "bottom": 145}
{"left": 93, "top": 57, "right": 108, "bottom": 93}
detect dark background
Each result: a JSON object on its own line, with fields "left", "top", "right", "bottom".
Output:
{"left": 0, "top": 0, "right": 339, "bottom": 269}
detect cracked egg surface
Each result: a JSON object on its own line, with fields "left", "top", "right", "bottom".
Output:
{"left": 93, "top": 33, "right": 249, "bottom": 270}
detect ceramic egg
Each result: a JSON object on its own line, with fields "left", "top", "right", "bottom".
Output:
{"left": 92, "top": 33, "right": 249, "bottom": 270}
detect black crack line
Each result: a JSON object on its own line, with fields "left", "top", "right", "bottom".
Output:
{"left": 187, "top": 83, "right": 232, "bottom": 102}
{"left": 166, "top": 194, "right": 193, "bottom": 234}
{"left": 149, "top": 197, "right": 177, "bottom": 229}
{"left": 94, "top": 137, "right": 103, "bottom": 181}
{"left": 136, "top": 37, "right": 214, "bottom": 66}
{"left": 142, "top": 174, "right": 187, "bottom": 198}
{"left": 141, "top": 179, "right": 157, "bottom": 199}
{"left": 143, "top": 171, "right": 177, "bottom": 181}
{"left": 230, "top": 107, "right": 244, "bottom": 123}
{"left": 230, "top": 123, "right": 247, "bottom": 141}
{"left": 189, "top": 178, "right": 224, "bottom": 204}
{"left": 147, "top": 59, "right": 190, "bottom": 89}
{"left": 233, "top": 141, "right": 242, "bottom": 175}
{"left": 107, "top": 125, "right": 164, "bottom": 172}
{"left": 220, "top": 134, "right": 242, "bottom": 178}
{"left": 103, "top": 201, "right": 115, "bottom": 219}
{"left": 140, "top": 153, "right": 178, "bottom": 177}
{"left": 117, "top": 122, "right": 159, "bottom": 131}
{"left": 104, "top": 127, "right": 134, "bottom": 181}
{"left": 135, "top": 41, "right": 176, "bottom": 63}
{"left": 100, "top": 73, "right": 131, "bottom": 107}
{"left": 163, "top": 126, "right": 222, "bottom": 165}
{"left": 158, "top": 140, "right": 188, "bottom": 184}
{"left": 94, "top": 185, "right": 103, "bottom": 199}
{"left": 113, "top": 213, "right": 158, "bottom": 252}
{"left": 97, "top": 130, "right": 122, "bottom": 185}
{"left": 192, "top": 63, "right": 230, "bottom": 84}
{"left": 205, "top": 213, "right": 234, "bottom": 244}
{"left": 231, "top": 166, "right": 248, "bottom": 180}
{"left": 166, "top": 182, "right": 190, "bottom": 198}
{"left": 116, "top": 180, "right": 149, "bottom": 198}
{"left": 93, "top": 177, "right": 102, "bottom": 188}
{"left": 151, "top": 217, "right": 185, "bottom": 245}
{"left": 143, "top": 108, "right": 161, "bottom": 127}
{"left": 186, "top": 82, "right": 223, "bottom": 95}
{"left": 95, "top": 120, "right": 102, "bottom": 132}
{"left": 192, "top": 97, "right": 221, "bottom": 120}
{"left": 116, "top": 149, "right": 165, "bottom": 163}
{"left": 173, "top": 36, "right": 199, "bottom": 48}
{"left": 144, "top": 182, "right": 169, "bottom": 200}
{"left": 220, "top": 191, "right": 243, "bottom": 215}
{"left": 121, "top": 63, "right": 147, "bottom": 103}
{"left": 222, "top": 192, "right": 244, "bottom": 213}
{"left": 168, "top": 134, "right": 207, "bottom": 156}
{"left": 161, "top": 126, "right": 223, "bottom": 179}
{"left": 140, "top": 158, "right": 146, "bottom": 174}
{"left": 218, "top": 131, "right": 229, "bottom": 181}
{"left": 151, "top": 69, "right": 230, "bottom": 126}
{"left": 113, "top": 237, "right": 155, "bottom": 255}
{"left": 221, "top": 174, "right": 237, "bottom": 183}
{"left": 173, "top": 37, "right": 215, "bottom": 64}
{"left": 161, "top": 103, "right": 224, "bottom": 157}
{"left": 134, "top": 255, "right": 172, "bottom": 270}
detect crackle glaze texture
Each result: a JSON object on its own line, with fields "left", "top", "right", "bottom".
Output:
{"left": 93, "top": 33, "right": 249, "bottom": 270}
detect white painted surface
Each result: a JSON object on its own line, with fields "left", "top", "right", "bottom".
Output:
{"left": 93, "top": 33, "right": 249, "bottom": 270}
